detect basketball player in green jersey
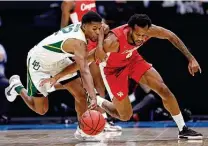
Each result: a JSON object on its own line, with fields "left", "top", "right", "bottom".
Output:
{"left": 5, "top": 11, "right": 105, "bottom": 140}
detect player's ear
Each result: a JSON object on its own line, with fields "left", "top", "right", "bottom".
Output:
{"left": 82, "top": 24, "right": 86, "bottom": 32}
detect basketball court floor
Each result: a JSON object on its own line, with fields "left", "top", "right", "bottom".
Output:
{"left": 0, "top": 121, "right": 207, "bottom": 146}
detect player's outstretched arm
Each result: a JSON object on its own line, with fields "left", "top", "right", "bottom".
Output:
{"left": 39, "top": 49, "right": 96, "bottom": 87}
{"left": 148, "top": 25, "right": 201, "bottom": 76}
{"left": 72, "top": 40, "right": 97, "bottom": 109}
{"left": 61, "top": 1, "right": 74, "bottom": 28}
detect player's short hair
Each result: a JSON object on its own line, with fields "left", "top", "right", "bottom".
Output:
{"left": 82, "top": 11, "right": 102, "bottom": 24}
{"left": 128, "top": 14, "right": 152, "bottom": 29}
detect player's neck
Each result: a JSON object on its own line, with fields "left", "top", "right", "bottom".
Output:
{"left": 126, "top": 30, "right": 135, "bottom": 45}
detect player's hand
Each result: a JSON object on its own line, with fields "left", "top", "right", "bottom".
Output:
{"left": 88, "top": 97, "right": 97, "bottom": 110}
{"left": 95, "top": 26, "right": 107, "bottom": 62}
{"left": 188, "top": 57, "right": 202, "bottom": 76}
{"left": 102, "top": 23, "right": 110, "bottom": 35}
{"left": 39, "top": 77, "right": 58, "bottom": 87}
{"left": 98, "top": 25, "right": 105, "bottom": 43}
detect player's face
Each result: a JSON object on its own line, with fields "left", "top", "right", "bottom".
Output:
{"left": 132, "top": 25, "right": 149, "bottom": 46}
{"left": 85, "top": 22, "right": 102, "bottom": 42}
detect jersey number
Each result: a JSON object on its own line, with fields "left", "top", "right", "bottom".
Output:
{"left": 57, "top": 24, "right": 81, "bottom": 34}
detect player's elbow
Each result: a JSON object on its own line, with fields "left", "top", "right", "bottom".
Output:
{"left": 166, "top": 31, "right": 176, "bottom": 41}
{"left": 80, "top": 65, "right": 90, "bottom": 76}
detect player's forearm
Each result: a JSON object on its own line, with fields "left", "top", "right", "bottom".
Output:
{"left": 54, "top": 63, "right": 78, "bottom": 81}
{"left": 60, "top": 14, "right": 70, "bottom": 28}
{"left": 80, "top": 66, "right": 96, "bottom": 99}
{"left": 168, "top": 34, "right": 194, "bottom": 61}
{"left": 54, "top": 52, "right": 95, "bottom": 81}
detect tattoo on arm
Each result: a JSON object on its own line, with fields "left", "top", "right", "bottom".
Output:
{"left": 151, "top": 25, "right": 194, "bottom": 60}
{"left": 169, "top": 34, "right": 193, "bottom": 60}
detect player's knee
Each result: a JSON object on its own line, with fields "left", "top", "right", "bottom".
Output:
{"left": 74, "top": 92, "right": 87, "bottom": 103}
{"left": 36, "top": 109, "right": 47, "bottom": 115}
{"left": 120, "top": 109, "right": 133, "bottom": 121}
{"left": 120, "top": 113, "right": 132, "bottom": 121}
{"left": 157, "top": 82, "right": 172, "bottom": 99}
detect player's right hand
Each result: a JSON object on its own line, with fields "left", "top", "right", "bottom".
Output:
{"left": 88, "top": 97, "right": 97, "bottom": 110}
{"left": 39, "top": 77, "right": 57, "bottom": 87}
{"left": 98, "top": 25, "right": 105, "bottom": 44}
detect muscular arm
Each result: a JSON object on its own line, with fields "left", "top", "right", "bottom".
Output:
{"left": 62, "top": 39, "right": 97, "bottom": 99}
{"left": 103, "top": 33, "right": 120, "bottom": 53}
{"left": 148, "top": 25, "right": 194, "bottom": 61}
{"left": 53, "top": 33, "right": 119, "bottom": 81}
{"left": 53, "top": 49, "right": 96, "bottom": 81}
{"left": 60, "top": 1, "right": 75, "bottom": 28}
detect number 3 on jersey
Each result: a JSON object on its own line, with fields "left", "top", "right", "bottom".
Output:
{"left": 59, "top": 24, "right": 81, "bottom": 34}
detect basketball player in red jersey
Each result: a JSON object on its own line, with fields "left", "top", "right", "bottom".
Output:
{"left": 94, "top": 14, "right": 203, "bottom": 140}
{"left": 44, "top": 13, "right": 203, "bottom": 139}
{"left": 61, "top": 1, "right": 121, "bottom": 132}
{"left": 61, "top": 0, "right": 97, "bottom": 27}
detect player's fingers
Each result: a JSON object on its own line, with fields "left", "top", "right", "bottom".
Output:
{"left": 199, "top": 66, "right": 202, "bottom": 73}
{"left": 188, "top": 66, "right": 192, "bottom": 75}
{"left": 188, "top": 66, "right": 194, "bottom": 76}
{"left": 89, "top": 104, "right": 96, "bottom": 110}
{"left": 192, "top": 66, "right": 198, "bottom": 73}
{"left": 39, "top": 80, "right": 47, "bottom": 87}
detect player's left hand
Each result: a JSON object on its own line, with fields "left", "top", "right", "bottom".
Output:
{"left": 39, "top": 77, "right": 57, "bottom": 87}
{"left": 188, "top": 57, "right": 202, "bottom": 76}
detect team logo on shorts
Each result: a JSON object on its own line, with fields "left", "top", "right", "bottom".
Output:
{"left": 117, "top": 91, "right": 124, "bottom": 97}
{"left": 32, "top": 60, "right": 40, "bottom": 70}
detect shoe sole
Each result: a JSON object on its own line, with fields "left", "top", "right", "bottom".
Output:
{"left": 5, "top": 86, "right": 13, "bottom": 102}
{"left": 5, "top": 84, "right": 18, "bottom": 102}
{"left": 74, "top": 134, "right": 101, "bottom": 142}
{"left": 178, "top": 135, "right": 203, "bottom": 140}
{"left": 104, "top": 128, "right": 122, "bottom": 132}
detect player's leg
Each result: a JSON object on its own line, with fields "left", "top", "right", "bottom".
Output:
{"left": 96, "top": 65, "right": 133, "bottom": 121}
{"left": 90, "top": 62, "right": 122, "bottom": 131}
{"left": 97, "top": 94, "right": 133, "bottom": 121}
{"left": 89, "top": 62, "right": 107, "bottom": 118}
{"left": 89, "top": 62, "right": 105, "bottom": 97}
{"left": 61, "top": 77, "right": 88, "bottom": 121}
{"left": 5, "top": 75, "right": 49, "bottom": 115}
{"left": 139, "top": 67, "right": 202, "bottom": 139}
{"left": 5, "top": 56, "right": 52, "bottom": 115}
{"left": 139, "top": 68, "right": 180, "bottom": 116}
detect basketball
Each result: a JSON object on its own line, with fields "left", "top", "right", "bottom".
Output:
{"left": 79, "top": 110, "right": 106, "bottom": 136}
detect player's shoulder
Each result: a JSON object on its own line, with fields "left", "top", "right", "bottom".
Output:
{"left": 105, "top": 32, "right": 118, "bottom": 43}
{"left": 67, "top": 23, "right": 87, "bottom": 43}
{"left": 147, "top": 24, "right": 163, "bottom": 34}
{"left": 104, "top": 32, "right": 119, "bottom": 49}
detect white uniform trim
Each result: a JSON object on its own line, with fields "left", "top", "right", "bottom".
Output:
{"left": 99, "top": 55, "right": 114, "bottom": 101}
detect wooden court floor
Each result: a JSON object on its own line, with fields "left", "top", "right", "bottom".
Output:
{"left": 0, "top": 127, "right": 207, "bottom": 146}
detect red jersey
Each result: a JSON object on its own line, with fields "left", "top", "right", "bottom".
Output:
{"left": 105, "top": 24, "right": 149, "bottom": 68}
{"left": 70, "top": 0, "right": 97, "bottom": 23}
{"left": 100, "top": 24, "right": 151, "bottom": 101}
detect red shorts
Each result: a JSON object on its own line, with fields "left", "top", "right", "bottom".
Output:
{"left": 87, "top": 40, "right": 97, "bottom": 52}
{"left": 100, "top": 54, "right": 152, "bottom": 101}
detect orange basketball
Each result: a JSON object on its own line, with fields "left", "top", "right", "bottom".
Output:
{"left": 79, "top": 110, "right": 106, "bottom": 136}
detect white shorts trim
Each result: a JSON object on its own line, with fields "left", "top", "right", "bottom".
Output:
{"left": 99, "top": 62, "right": 114, "bottom": 101}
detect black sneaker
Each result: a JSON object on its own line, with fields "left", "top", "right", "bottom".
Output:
{"left": 179, "top": 126, "right": 203, "bottom": 140}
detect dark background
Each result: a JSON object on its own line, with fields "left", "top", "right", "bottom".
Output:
{"left": 0, "top": 1, "right": 207, "bottom": 118}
